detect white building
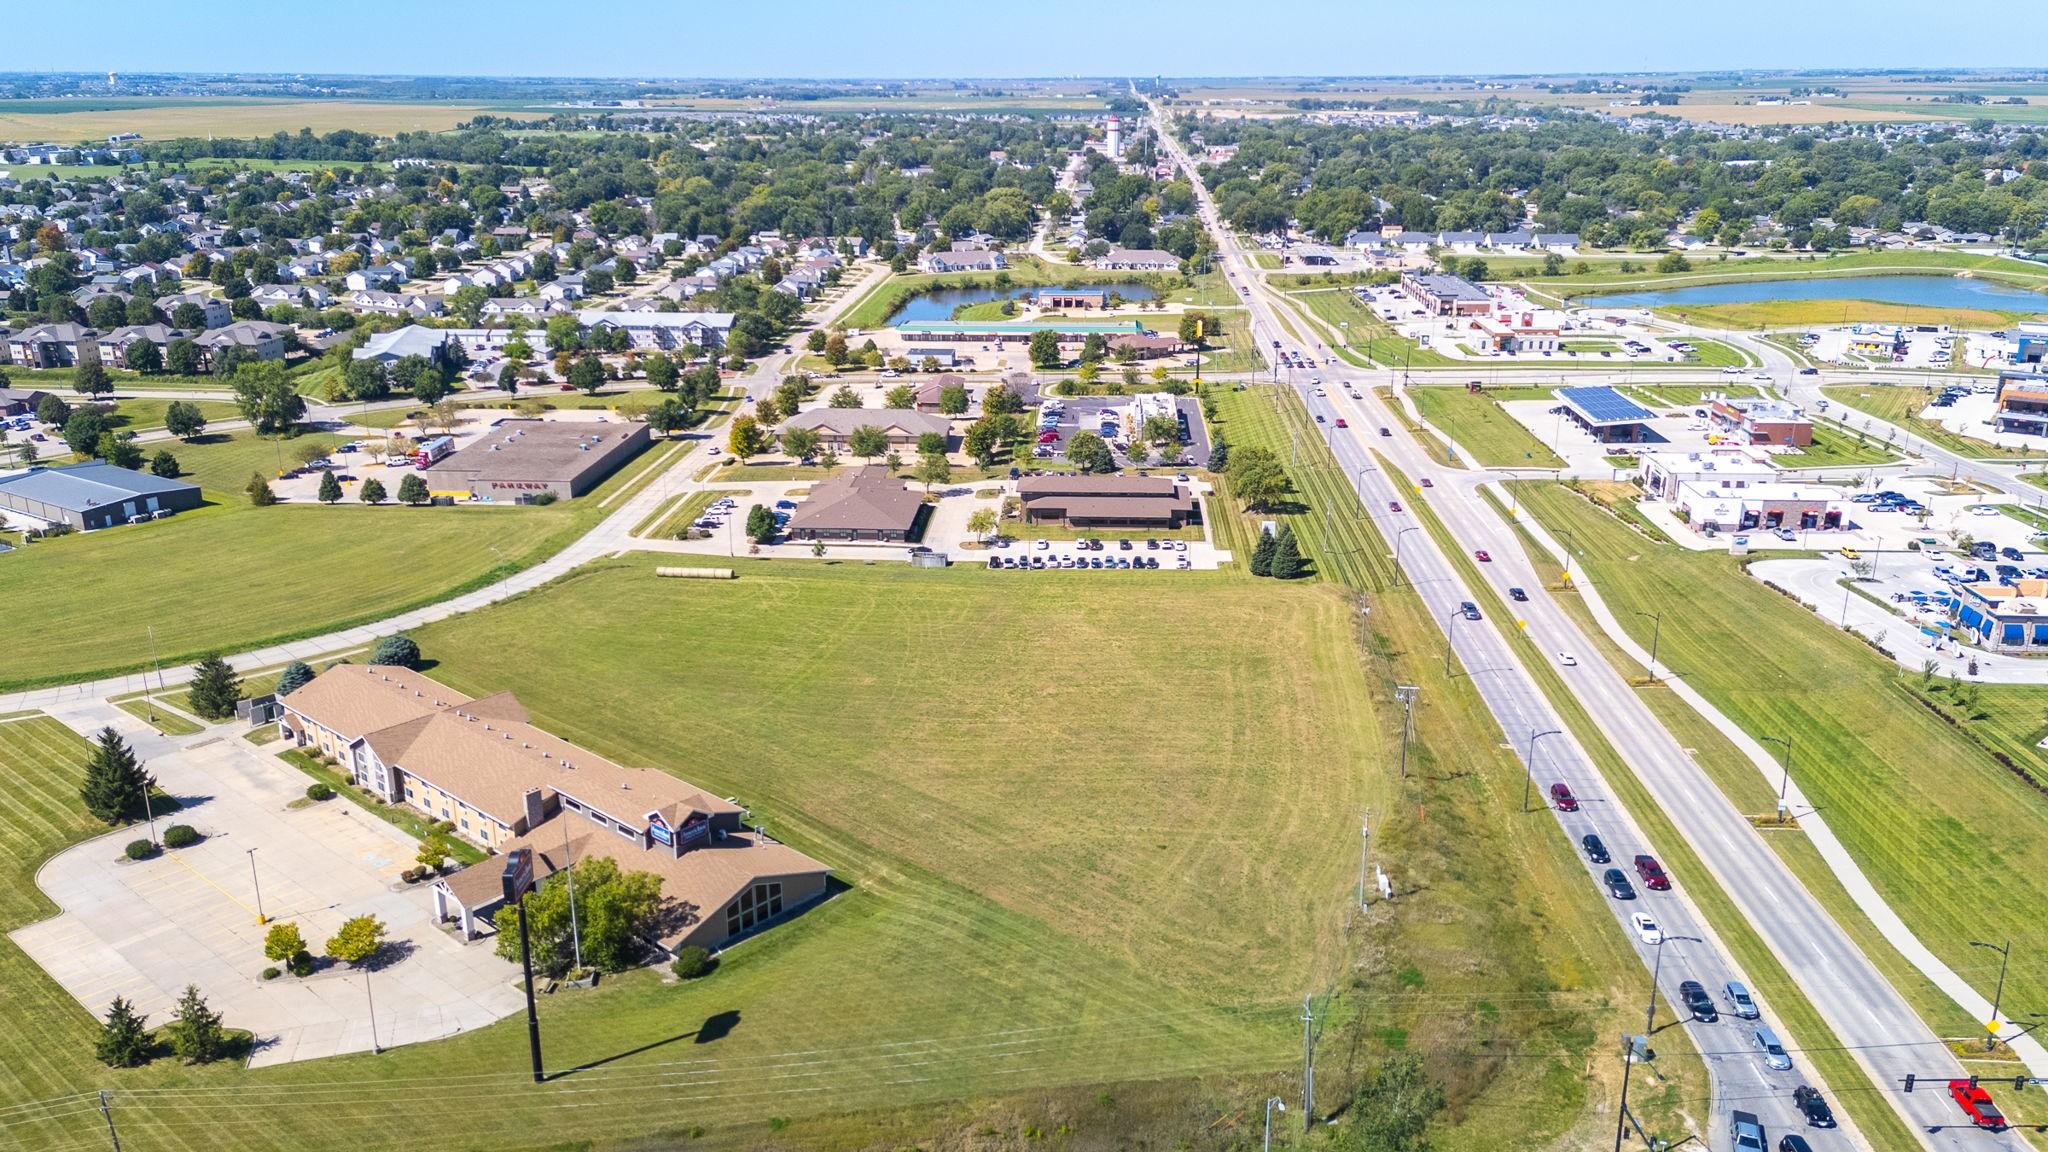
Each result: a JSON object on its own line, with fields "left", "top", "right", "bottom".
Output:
{"left": 1637, "top": 448, "right": 1780, "bottom": 500}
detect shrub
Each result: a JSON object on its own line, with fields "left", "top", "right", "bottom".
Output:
{"left": 286, "top": 950, "right": 316, "bottom": 977}
{"left": 162, "top": 824, "right": 200, "bottom": 849}
{"left": 532, "top": 491, "right": 558, "bottom": 505}
{"left": 125, "top": 839, "right": 156, "bottom": 861}
{"left": 370, "top": 635, "right": 421, "bottom": 669}
{"left": 305, "top": 783, "right": 334, "bottom": 802}
{"left": 261, "top": 967, "right": 280, "bottom": 981}
{"left": 670, "top": 946, "right": 716, "bottom": 980}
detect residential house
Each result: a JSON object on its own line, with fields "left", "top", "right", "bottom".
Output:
{"left": 576, "top": 310, "right": 734, "bottom": 350}
{"left": 7, "top": 323, "right": 98, "bottom": 368}
{"left": 918, "top": 248, "right": 1007, "bottom": 274}
{"left": 194, "top": 321, "right": 289, "bottom": 368}
{"left": 775, "top": 408, "right": 954, "bottom": 454}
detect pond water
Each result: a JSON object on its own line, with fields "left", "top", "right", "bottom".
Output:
{"left": 888, "top": 282, "right": 1158, "bottom": 324}
{"left": 1592, "top": 273, "right": 2048, "bottom": 313}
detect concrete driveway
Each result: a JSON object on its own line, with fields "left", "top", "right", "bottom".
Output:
{"left": 11, "top": 730, "right": 522, "bottom": 1067}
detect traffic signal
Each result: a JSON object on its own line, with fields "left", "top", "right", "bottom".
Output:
{"left": 1904, "top": 1075, "right": 1915, "bottom": 1093}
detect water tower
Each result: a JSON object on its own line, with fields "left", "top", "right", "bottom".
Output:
{"left": 1105, "top": 114, "right": 1121, "bottom": 159}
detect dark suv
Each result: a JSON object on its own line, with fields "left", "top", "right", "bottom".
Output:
{"left": 1792, "top": 1085, "right": 1835, "bottom": 1128}
{"left": 1679, "top": 980, "right": 1718, "bottom": 1022}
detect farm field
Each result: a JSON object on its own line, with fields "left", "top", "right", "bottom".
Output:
{"left": 0, "top": 429, "right": 674, "bottom": 689}
{"left": 1822, "top": 383, "right": 2048, "bottom": 460}
{"left": 0, "top": 97, "right": 505, "bottom": 141}
{"left": 1508, "top": 479, "right": 2048, "bottom": 1080}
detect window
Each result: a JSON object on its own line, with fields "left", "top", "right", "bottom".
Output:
{"left": 460, "top": 818, "right": 470, "bottom": 830}
{"left": 404, "top": 788, "right": 415, "bottom": 800}
{"left": 616, "top": 822, "right": 638, "bottom": 841}
{"left": 723, "top": 882, "right": 785, "bottom": 937}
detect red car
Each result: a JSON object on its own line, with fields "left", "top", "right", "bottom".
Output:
{"left": 1419, "top": 477, "right": 1434, "bottom": 488}
{"left": 1633, "top": 854, "right": 1671, "bottom": 891}
{"left": 1475, "top": 550, "right": 1492, "bottom": 562}
{"left": 1037, "top": 431, "right": 1059, "bottom": 444}
{"left": 1950, "top": 1080, "right": 2007, "bottom": 1130}
{"left": 1388, "top": 501, "right": 1403, "bottom": 513}
{"left": 1334, "top": 418, "right": 1348, "bottom": 428}
{"left": 1551, "top": 783, "right": 1579, "bottom": 812}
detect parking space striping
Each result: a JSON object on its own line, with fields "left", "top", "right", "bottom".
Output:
{"left": 160, "top": 849, "right": 262, "bottom": 922}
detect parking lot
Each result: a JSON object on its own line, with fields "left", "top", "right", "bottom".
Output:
{"left": 1801, "top": 326, "right": 1968, "bottom": 370}
{"left": 1032, "top": 395, "right": 1210, "bottom": 469}
{"left": 979, "top": 534, "right": 1203, "bottom": 571}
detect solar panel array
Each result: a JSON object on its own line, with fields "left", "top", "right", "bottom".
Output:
{"left": 1555, "top": 386, "right": 1655, "bottom": 425}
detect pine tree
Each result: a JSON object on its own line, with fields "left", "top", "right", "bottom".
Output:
{"left": 317, "top": 468, "right": 342, "bottom": 504}
{"left": 274, "top": 661, "right": 315, "bottom": 697}
{"left": 358, "top": 477, "right": 387, "bottom": 505}
{"left": 1249, "top": 528, "right": 1276, "bottom": 577}
{"left": 1271, "top": 525, "right": 1304, "bottom": 580}
{"left": 1207, "top": 437, "right": 1230, "bottom": 472}
{"left": 397, "top": 472, "right": 429, "bottom": 505}
{"left": 94, "top": 996, "right": 152, "bottom": 1068}
{"left": 187, "top": 654, "right": 243, "bottom": 721}
{"left": 166, "top": 984, "right": 226, "bottom": 1064}
{"left": 245, "top": 471, "right": 277, "bottom": 507}
{"left": 79, "top": 727, "right": 153, "bottom": 825}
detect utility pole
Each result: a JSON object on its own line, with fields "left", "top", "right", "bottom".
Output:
{"left": 1633, "top": 611, "right": 1663, "bottom": 682}
{"left": 1356, "top": 814, "right": 1371, "bottom": 911}
{"left": 1394, "top": 685, "right": 1419, "bottom": 778}
{"left": 1300, "top": 995, "right": 1317, "bottom": 1131}
{"left": 98, "top": 1090, "right": 121, "bottom": 1152}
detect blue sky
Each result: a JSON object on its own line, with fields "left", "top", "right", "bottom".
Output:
{"left": 10, "top": 0, "right": 2045, "bottom": 79}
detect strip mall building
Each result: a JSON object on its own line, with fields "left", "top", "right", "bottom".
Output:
{"left": 280, "top": 665, "right": 830, "bottom": 953}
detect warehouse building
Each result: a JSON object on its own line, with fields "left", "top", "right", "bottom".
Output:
{"left": 0, "top": 460, "right": 202, "bottom": 530}
{"left": 424, "top": 419, "right": 651, "bottom": 500}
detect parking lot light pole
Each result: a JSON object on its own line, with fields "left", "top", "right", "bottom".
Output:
{"left": 246, "top": 848, "right": 266, "bottom": 924}
{"left": 1523, "top": 729, "right": 1563, "bottom": 812}
{"left": 1760, "top": 735, "right": 1794, "bottom": 822}
{"left": 1633, "top": 611, "right": 1663, "bottom": 682}
{"left": 1970, "top": 939, "right": 2012, "bottom": 1051}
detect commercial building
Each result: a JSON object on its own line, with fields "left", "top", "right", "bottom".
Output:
{"left": 0, "top": 460, "right": 202, "bottom": 530}
{"left": 784, "top": 465, "right": 927, "bottom": 543}
{"left": 278, "top": 665, "right": 831, "bottom": 953}
{"left": 0, "top": 386, "right": 53, "bottom": 417}
{"left": 1035, "top": 289, "right": 1107, "bottom": 310}
{"left": 424, "top": 418, "right": 651, "bottom": 500}
{"left": 1471, "top": 315, "right": 1560, "bottom": 354}
{"left": 1708, "top": 397, "right": 1813, "bottom": 447}
{"left": 1401, "top": 272, "right": 1493, "bottom": 317}
{"left": 1846, "top": 324, "right": 1909, "bottom": 357}
{"left": 1670, "top": 482, "right": 1847, "bottom": 534}
{"left": 1952, "top": 579, "right": 2048, "bottom": 652}
{"left": 774, "top": 408, "right": 954, "bottom": 453}
{"left": 1090, "top": 249, "right": 1181, "bottom": 272}
{"left": 1552, "top": 386, "right": 1657, "bottom": 444}
{"left": 1016, "top": 474, "right": 1197, "bottom": 528}
{"left": 1637, "top": 448, "right": 1779, "bottom": 500}
{"left": 917, "top": 249, "right": 1007, "bottom": 274}
{"left": 1995, "top": 369, "right": 2048, "bottom": 435}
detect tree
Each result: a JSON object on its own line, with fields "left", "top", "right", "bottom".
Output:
{"left": 246, "top": 472, "right": 277, "bottom": 506}
{"left": 646, "top": 396, "right": 691, "bottom": 437}
{"left": 781, "top": 426, "right": 822, "bottom": 463}
{"left": 1028, "top": 329, "right": 1062, "bottom": 369}
{"left": 496, "top": 361, "right": 522, "bottom": 392}
{"left": 1065, "top": 430, "right": 1115, "bottom": 473}
{"left": 983, "top": 383, "right": 1024, "bottom": 415}
{"left": 1142, "top": 415, "right": 1180, "bottom": 444}
{"left": 491, "top": 856, "right": 662, "bottom": 976}
{"left": 324, "top": 915, "right": 386, "bottom": 965}
{"left": 728, "top": 414, "right": 771, "bottom": 459}
{"left": 1250, "top": 528, "right": 1276, "bottom": 577}
{"left": 644, "top": 351, "right": 679, "bottom": 392}
{"left": 939, "top": 384, "right": 970, "bottom": 414}
{"left": 162, "top": 400, "right": 206, "bottom": 439}
{"left": 343, "top": 359, "right": 390, "bottom": 402}
{"left": 95, "top": 997, "right": 152, "bottom": 1068}
{"left": 569, "top": 354, "right": 607, "bottom": 395}
{"left": 166, "top": 985, "right": 226, "bottom": 1064}
{"left": 314, "top": 468, "right": 341, "bottom": 505}
{"left": 1657, "top": 251, "right": 1692, "bottom": 273}
{"left": 747, "top": 504, "right": 777, "bottom": 543}
{"left": 397, "top": 472, "right": 429, "bottom": 505}
{"left": 79, "top": 726, "right": 154, "bottom": 825}
{"left": 805, "top": 329, "right": 828, "bottom": 353}
{"left": 124, "top": 339, "right": 163, "bottom": 374}
{"left": 967, "top": 508, "right": 998, "bottom": 538}
{"left": 63, "top": 408, "right": 108, "bottom": 458}
{"left": 274, "top": 662, "right": 315, "bottom": 697}
{"left": 1541, "top": 251, "right": 1566, "bottom": 276}
{"left": 1227, "top": 445, "right": 1290, "bottom": 511}
{"left": 828, "top": 386, "right": 863, "bottom": 409}
{"left": 753, "top": 396, "right": 783, "bottom": 425}
{"left": 149, "top": 448, "right": 181, "bottom": 478}
{"left": 847, "top": 425, "right": 889, "bottom": 461}
{"left": 36, "top": 393, "right": 71, "bottom": 426}
{"left": 416, "top": 831, "right": 451, "bottom": 874}
{"left": 164, "top": 337, "right": 201, "bottom": 376}
{"left": 1346, "top": 1054, "right": 1445, "bottom": 1152}
{"left": 171, "top": 302, "right": 207, "bottom": 331}
{"left": 99, "top": 432, "right": 143, "bottom": 470}
{"left": 823, "top": 332, "right": 850, "bottom": 366}
{"left": 1207, "top": 437, "right": 1230, "bottom": 471}
{"left": 962, "top": 418, "right": 1001, "bottom": 466}
{"left": 1270, "top": 525, "right": 1305, "bottom": 579}
{"left": 371, "top": 635, "right": 422, "bottom": 669}
{"left": 883, "top": 384, "right": 915, "bottom": 409}
{"left": 73, "top": 362, "right": 112, "bottom": 397}
{"left": 263, "top": 921, "right": 307, "bottom": 963}
{"left": 187, "top": 654, "right": 244, "bottom": 720}
{"left": 914, "top": 452, "right": 953, "bottom": 492}
{"left": 231, "top": 364, "right": 307, "bottom": 435}
{"left": 358, "top": 477, "right": 387, "bottom": 505}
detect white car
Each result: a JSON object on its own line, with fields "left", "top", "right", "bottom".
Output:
{"left": 1629, "top": 912, "right": 1663, "bottom": 945}
{"left": 1751, "top": 372, "right": 1773, "bottom": 382}
{"left": 1557, "top": 652, "right": 1578, "bottom": 667}
{"left": 1720, "top": 366, "right": 1743, "bottom": 376}
{"left": 1035, "top": 539, "right": 1050, "bottom": 551}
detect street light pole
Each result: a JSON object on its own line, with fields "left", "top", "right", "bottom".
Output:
{"left": 1394, "top": 685, "right": 1419, "bottom": 778}
{"left": 1633, "top": 611, "right": 1663, "bottom": 682}
{"left": 1394, "top": 526, "right": 1420, "bottom": 586}
{"left": 1523, "top": 729, "right": 1562, "bottom": 812}
{"left": 1444, "top": 611, "right": 1462, "bottom": 678}
{"left": 246, "top": 848, "right": 266, "bottom": 924}
{"left": 1263, "top": 1097, "right": 1286, "bottom": 1152}
{"left": 1761, "top": 735, "right": 1793, "bottom": 822}
{"left": 1971, "top": 939, "right": 2012, "bottom": 1051}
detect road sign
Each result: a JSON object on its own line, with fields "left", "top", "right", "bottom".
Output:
{"left": 501, "top": 848, "right": 535, "bottom": 904}
{"left": 1988, "top": 1019, "right": 2003, "bottom": 1034}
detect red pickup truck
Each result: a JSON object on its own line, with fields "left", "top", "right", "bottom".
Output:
{"left": 1950, "top": 1080, "right": 2008, "bottom": 1130}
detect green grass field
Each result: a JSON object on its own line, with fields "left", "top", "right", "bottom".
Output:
{"left": 1283, "top": 288, "right": 1465, "bottom": 369}
{"left": 1406, "top": 385, "right": 1565, "bottom": 468}
{"left": 1773, "top": 422, "right": 1905, "bottom": 469}
{"left": 108, "top": 398, "right": 242, "bottom": 436}
{"left": 838, "top": 257, "right": 1211, "bottom": 330}
{"left": 1823, "top": 383, "right": 2048, "bottom": 461}
{"left": 0, "top": 430, "right": 675, "bottom": 689}
{"left": 1508, "top": 479, "right": 2048, "bottom": 1068}
{"left": 638, "top": 488, "right": 742, "bottom": 539}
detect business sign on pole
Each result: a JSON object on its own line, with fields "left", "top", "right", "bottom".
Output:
{"left": 501, "top": 848, "right": 535, "bottom": 904}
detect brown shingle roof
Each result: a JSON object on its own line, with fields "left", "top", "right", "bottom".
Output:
{"left": 282, "top": 664, "right": 472, "bottom": 742}
{"left": 785, "top": 465, "right": 924, "bottom": 535}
